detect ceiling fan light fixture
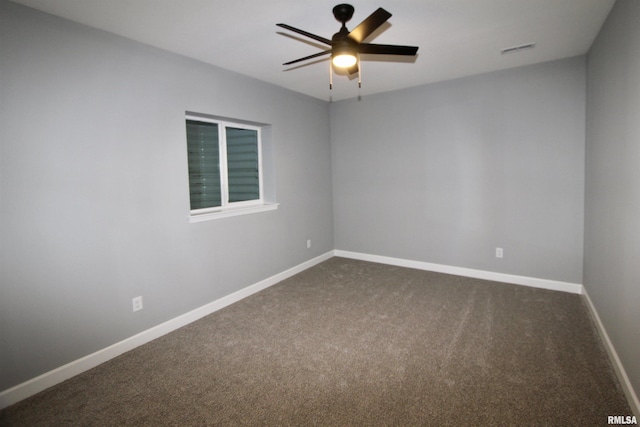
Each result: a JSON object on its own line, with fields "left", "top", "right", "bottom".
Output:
{"left": 332, "top": 52, "right": 357, "bottom": 68}
{"left": 331, "top": 40, "right": 357, "bottom": 68}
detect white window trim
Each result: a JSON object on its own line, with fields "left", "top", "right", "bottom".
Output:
{"left": 186, "top": 114, "right": 278, "bottom": 222}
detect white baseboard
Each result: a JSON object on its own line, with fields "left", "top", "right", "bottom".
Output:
{"left": 0, "top": 251, "right": 334, "bottom": 410}
{"left": 334, "top": 250, "right": 583, "bottom": 294}
{"left": 582, "top": 288, "right": 640, "bottom": 417}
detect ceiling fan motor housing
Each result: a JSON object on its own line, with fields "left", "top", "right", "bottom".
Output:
{"left": 331, "top": 4, "right": 357, "bottom": 63}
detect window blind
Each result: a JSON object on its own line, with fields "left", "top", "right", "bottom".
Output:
{"left": 226, "top": 127, "right": 260, "bottom": 203}
{"left": 186, "top": 120, "right": 221, "bottom": 209}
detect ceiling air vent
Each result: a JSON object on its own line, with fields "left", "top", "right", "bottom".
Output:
{"left": 501, "top": 42, "right": 536, "bottom": 55}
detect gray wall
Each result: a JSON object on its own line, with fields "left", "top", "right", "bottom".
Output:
{"left": 331, "top": 57, "right": 586, "bottom": 283}
{"left": 0, "top": 1, "right": 333, "bottom": 391}
{"left": 585, "top": 0, "right": 640, "bottom": 399}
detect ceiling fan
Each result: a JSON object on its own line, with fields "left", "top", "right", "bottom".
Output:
{"left": 277, "top": 4, "right": 419, "bottom": 76}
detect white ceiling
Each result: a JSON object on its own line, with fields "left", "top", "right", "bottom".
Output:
{"left": 10, "top": 0, "right": 615, "bottom": 101}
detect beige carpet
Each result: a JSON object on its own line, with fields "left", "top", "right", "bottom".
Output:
{"left": 0, "top": 257, "right": 632, "bottom": 426}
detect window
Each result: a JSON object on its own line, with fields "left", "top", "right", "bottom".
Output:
{"left": 185, "top": 114, "right": 276, "bottom": 221}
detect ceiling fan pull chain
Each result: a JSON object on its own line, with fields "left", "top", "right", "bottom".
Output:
{"left": 329, "top": 60, "right": 333, "bottom": 90}
{"left": 358, "top": 54, "right": 362, "bottom": 89}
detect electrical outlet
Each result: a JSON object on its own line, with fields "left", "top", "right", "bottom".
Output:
{"left": 307, "top": 239, "right": 311, "bottom": 249}
{"left": 132, "top": 296, "right": 143, "bottom": 312}
{"left": 496, "top": 248, "right": 504, "bottom": 258}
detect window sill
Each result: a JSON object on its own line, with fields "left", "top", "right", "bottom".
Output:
{"left": 189, "top": 202, "right": 279, "bottom": 223}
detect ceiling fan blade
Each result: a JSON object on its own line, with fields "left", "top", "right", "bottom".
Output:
{"left": 276, "top": 23, "right": 332, "bottom": 45}
{"left": 348, "top": 8, "right": 392, "bottom": 43}
{"left": 283, "top": 50, "right": 331, "bottom": 65}
{"left": 358, "top": 43, "right": 419, "bottom": 56}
